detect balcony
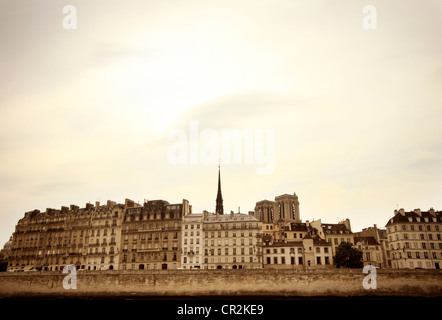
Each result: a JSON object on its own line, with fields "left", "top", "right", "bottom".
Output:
{"left": 137, "top": 248, "right": 160, "bottom": 252}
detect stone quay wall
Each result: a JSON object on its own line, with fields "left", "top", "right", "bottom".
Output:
{"left": 0, "top": 269, "right": 441, "bottom": 298}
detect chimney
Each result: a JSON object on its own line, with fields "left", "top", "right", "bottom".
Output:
{"left": 85, "top": 203, "right": 94, "bottom": 211}
{"left": 125, "top": 199, "right": 135, "bottom": 209}
{"left": 182, "top": 199, "right": 190, "bottom": 216}
{"left": 106, "top": 200, "right": 117, "bottom": 208}
{"left": 95, "top": 201, "right": 100, "bottom": 210}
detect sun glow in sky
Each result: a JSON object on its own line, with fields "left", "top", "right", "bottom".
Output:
{"left": 0, "top": 0, "right": 441, "bottom": 246}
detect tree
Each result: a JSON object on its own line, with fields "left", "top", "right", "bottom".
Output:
{"left": 334, "top": 242, "right": 363, "bottom": 268}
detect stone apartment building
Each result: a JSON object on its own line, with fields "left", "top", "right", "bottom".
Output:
{"left": 261, "top": 221, "right": 333, "bottom": 269}
{"left": 8, "top": 172, "right": 440, "bottom": 272}
{"left": 120, "top": 199, "right": 190, "bottom": 271}
{"left": 354, "top": 236, "right": 383, "bottom": 267}
{"left": 386, "top": 208, "right": 442, "bottom": 269}
{"left": 202, "top": 211, "right": 262, "bottom": 269}
{"left": 181, "top": 213, "right": 203, "bottom": 269}
{"left": 8, "top": 200, "right": 125, "bottom": 271}
{"left": 86, "top": 201, "right": 125, "bottom": 270}
{"left": 309, "top": 218, "right": 354, "bottom": 256}
{"left": 353, "top": 224, "right": 388, "bottom": 268}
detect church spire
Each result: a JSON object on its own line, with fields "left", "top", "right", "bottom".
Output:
{"left": 216, "top": 164, "right": 224, "bottom": 214}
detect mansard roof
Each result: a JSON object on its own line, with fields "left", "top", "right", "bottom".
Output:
{"left": 385, "top": 209, "right": 442, "bottom": 226}
{"left": 322, "top": 223, "right": 351, "bottom": 235}
{"left": 354, "top": 236, "right": 380, "bottom": 246}
{"left": 289, "top": 222, "right": 308, "bottom": 231}
{"left": 205, "top": 212, "right": 258, "bottom": 222}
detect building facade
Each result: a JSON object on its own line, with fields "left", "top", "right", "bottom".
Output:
{"left": 8, "top": 200, "right": 125, "bottom": 272}
{"left": 202, "top": 211, "right": 262, "bottom": 269}
{"left": 181, "top": 213, "right": 204, "bottom": 269}
{"left": 86, "top": 201, "right": 125, "bottom": 270}
{"left": 386, "top": 208, "right": 442, "bottom": 269}
{"left": 353, "top": 224, "right": 389, "bottom": 268}
{"left": 262, "top": 236, "right": 333, "bottom": 269}
{"left": 354, "top": 236, "right": 383, "bottom": 267}
{"left": 261, "top": 221, "right": 333, "bottom": 269}
{"left": 309, "top": 219, "right": 354, "bottom": 256}
{"left": 120, "top": 199, "right": 190, "bottom": 271}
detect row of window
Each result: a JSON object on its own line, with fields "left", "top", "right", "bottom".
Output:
{"left": 122, "top": 243, "right": 178, "bottom": 251}
{"left": 126, "top": 212, "right": 181, "bottom": 222}
{"left": 123, "top": 222, "right": 180, "bottom": 231}
{"left": 122, "top": 253, "right": 177, "bottom": 263}
{"left": 123, "top": 233, "right": 179, "bottom": 241}
{"left": 388, "top": 224, "right": 441, "bottom": 233}
{"left": 203, "top": 223, "right": 259, "bottom": 230}
{"left": 389, "top": 233, "right": 442, "bottom": 242}
{"left": 184, "top": 224, "right": 201, "bottom": 229}
{"left": 204, "top": 248, "right": 258, "bottom": 256}
{"left": 265, "top": 256, "right": 331, "bottom": 265}
{"left": 391, "top": 251, "right": 442, "bottom": 259}
{"left": 204, "top": 257, "right": 257, "bottom": 264}
{"left": 391, "top": 242, "right": 442, "bottom": 250}
{"left": 205, "top": 239, "right": 258, "bottom": 246}
{"left": 205, "top": 231, "right": 255, "bottom": 238}
{"left": 16, "top": 226, "right": 118, "bottom": 242}
{"left": 185, "top": 257, "right": 257, "bottom": 264}
{"left": 265, "top": 247, "right": 330, "bottom": 254}
{"left": 121, "top": 263, "right": 177, "bottom": 270}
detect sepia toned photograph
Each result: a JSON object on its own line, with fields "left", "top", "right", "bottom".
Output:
{"left": 0, "top": 0, "right": 441, "bottom": 317}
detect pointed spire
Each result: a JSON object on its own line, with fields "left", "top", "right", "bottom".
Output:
{"left": 216, "top": 164, "right": 224, "bottom": 214}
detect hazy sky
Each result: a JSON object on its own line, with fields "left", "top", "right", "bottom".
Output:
{"left": 1, "top": 0, "right": 441, "bottom": 246}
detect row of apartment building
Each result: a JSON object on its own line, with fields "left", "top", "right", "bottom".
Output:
{"left": 5, "top": 194, "right": 442, "bottom": 271}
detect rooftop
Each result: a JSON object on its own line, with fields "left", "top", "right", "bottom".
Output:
{"left": 385, "top": 208, "right": 442, "bottom": 226}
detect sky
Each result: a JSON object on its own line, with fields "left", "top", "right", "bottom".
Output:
{"left": 0, "top": 0, "right": 441, "bottom": 247}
